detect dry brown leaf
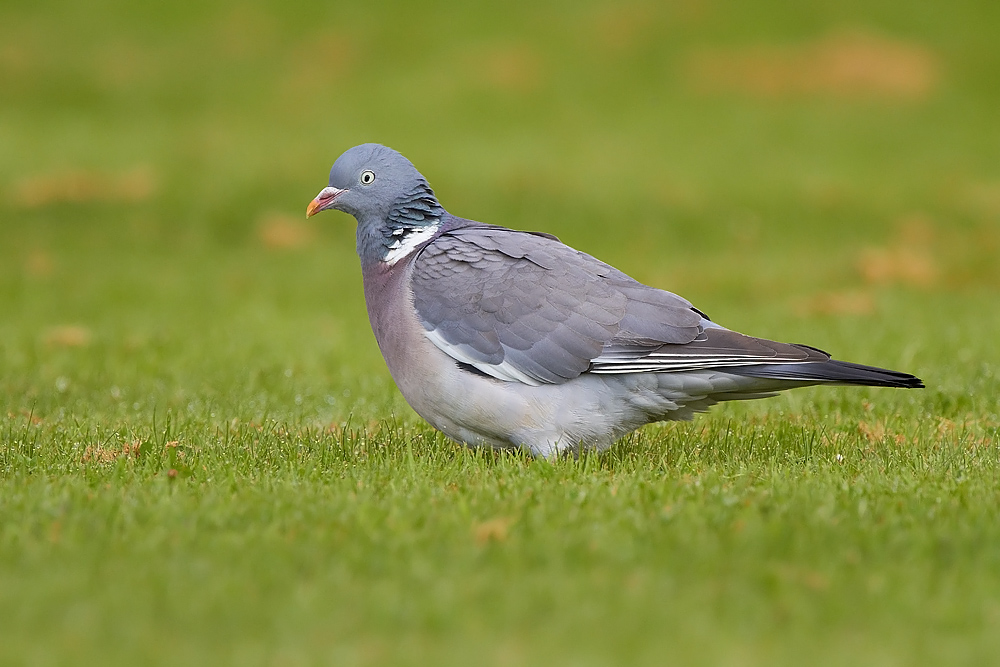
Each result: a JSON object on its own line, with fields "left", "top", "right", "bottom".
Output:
{"left": 474, "top": 517, "right": 513, "bottom": 545}
{"left": 936, "top": 418, "right": 957, "bottom": 438}
{"left": 687, "top": 30, "right": 939, "bottom": 100}
{"left": 81, "top": 441, "right": 141, "bottom": 464}
{"left": 43, "top": 325, "right": 92, "bottom": 348}
{"left": 857, "top": 421, "right": 909, "bottom": 445}
{"left": 18, "top": 410, "right": 44, "bottom": 425}
{"left": 12, "top": 166, "right": 157, "bottom": 208}
{"left": 857, "top": 420, "right": 887, "bottom": 443}
{"left": 858, "top": 247, "right": 937, "bottom": 286}
{"left": 857, "top": 214, "right": 939, "bottom": 287}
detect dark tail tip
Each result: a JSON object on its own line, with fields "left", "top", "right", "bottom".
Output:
{"left": 821, "top": 360, "right": 924, "bottom": 388}
{"left": 735, "top": 359, "right": 924, "bottom": 389}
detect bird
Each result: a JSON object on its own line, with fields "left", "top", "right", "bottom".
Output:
{"left": 307, "top": 143, "right": 923, "bottom": 457}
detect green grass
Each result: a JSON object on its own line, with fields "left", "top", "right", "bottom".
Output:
{"left": 2, "top": 0, "right": 1000, "bottom": 664}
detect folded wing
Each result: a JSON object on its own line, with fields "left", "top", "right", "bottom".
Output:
{"left": 410, "top": 223, "right": 830, "bottom": 386}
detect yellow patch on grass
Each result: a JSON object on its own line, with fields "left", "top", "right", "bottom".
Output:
{"left": 857, "top": 215, "right": 939, "bottom": 287}
{"left": 81, "top": 441, "right": 142, "bottom": 464}
{"left": 43, "top": 325, "right": 92, "bottom": 348}
{"left": 12, "top": 166, "right": 158, "bottom": 207}
{"left": 686, "top": 30, "right": 939, "bottom": 100}
{"left": 474, "top": 517, "right": 513, "bottom": 545}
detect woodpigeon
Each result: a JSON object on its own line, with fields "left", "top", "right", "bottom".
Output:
{"left": 307, "top": 143, "right": 923, "bottom": 457}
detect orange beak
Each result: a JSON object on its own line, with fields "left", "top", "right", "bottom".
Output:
{"left": 306, "top": 186, "right": 347, "bottom": 218}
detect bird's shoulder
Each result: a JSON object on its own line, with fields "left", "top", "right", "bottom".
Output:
{"left": 417, "top": 218, "right": 625, "bottom": 282}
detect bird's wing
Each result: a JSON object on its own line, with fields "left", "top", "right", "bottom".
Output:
{"left": 410, "top": 225, "right": 827, "bottom": 386}
{"left": 590, "top": 331, "right": 828, "bottom": 374}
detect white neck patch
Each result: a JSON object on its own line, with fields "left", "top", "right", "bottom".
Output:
{"left": 383, "top": 223, "right": 439, "bottom": 265}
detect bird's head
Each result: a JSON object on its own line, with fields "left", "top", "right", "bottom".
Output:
{"left": 307, "top": 144, "right": 445, "bottom": 264}
{"left": 306, "top": 144, "right": 434, "bottom": 220}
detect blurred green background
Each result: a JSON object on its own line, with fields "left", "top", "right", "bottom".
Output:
{"left": 3, "top": 0, "right": 998, "bottom": 418}
{"left": 2, "top": 0, "right": 999, "bottom": 665}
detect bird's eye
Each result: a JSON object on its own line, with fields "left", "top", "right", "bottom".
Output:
{"left": 360, "top": 170, "right": 376, "bottom": 185}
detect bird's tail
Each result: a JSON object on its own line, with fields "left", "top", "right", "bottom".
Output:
{"left": 728, "top": 360, "right": 924, "bottom": 389}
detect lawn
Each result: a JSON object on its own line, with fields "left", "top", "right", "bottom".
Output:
{"left": 2, "top": 0, "right": 999, "bottom": 665}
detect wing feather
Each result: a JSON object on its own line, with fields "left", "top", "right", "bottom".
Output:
{"left": 409, "top": 222, "right": 828, "bottom": 385}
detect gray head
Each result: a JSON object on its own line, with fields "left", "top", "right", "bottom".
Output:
{"left": 307, "top": 144, "right": 445, "bottom": 264}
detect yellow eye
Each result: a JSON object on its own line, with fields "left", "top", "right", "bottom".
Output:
{"left": 360, "top": 170, "right": 375, "bottom": 185}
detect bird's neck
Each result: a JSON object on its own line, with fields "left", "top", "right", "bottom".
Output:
{"left": 356, "top": 182, "right": 445, "bottom": 267}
